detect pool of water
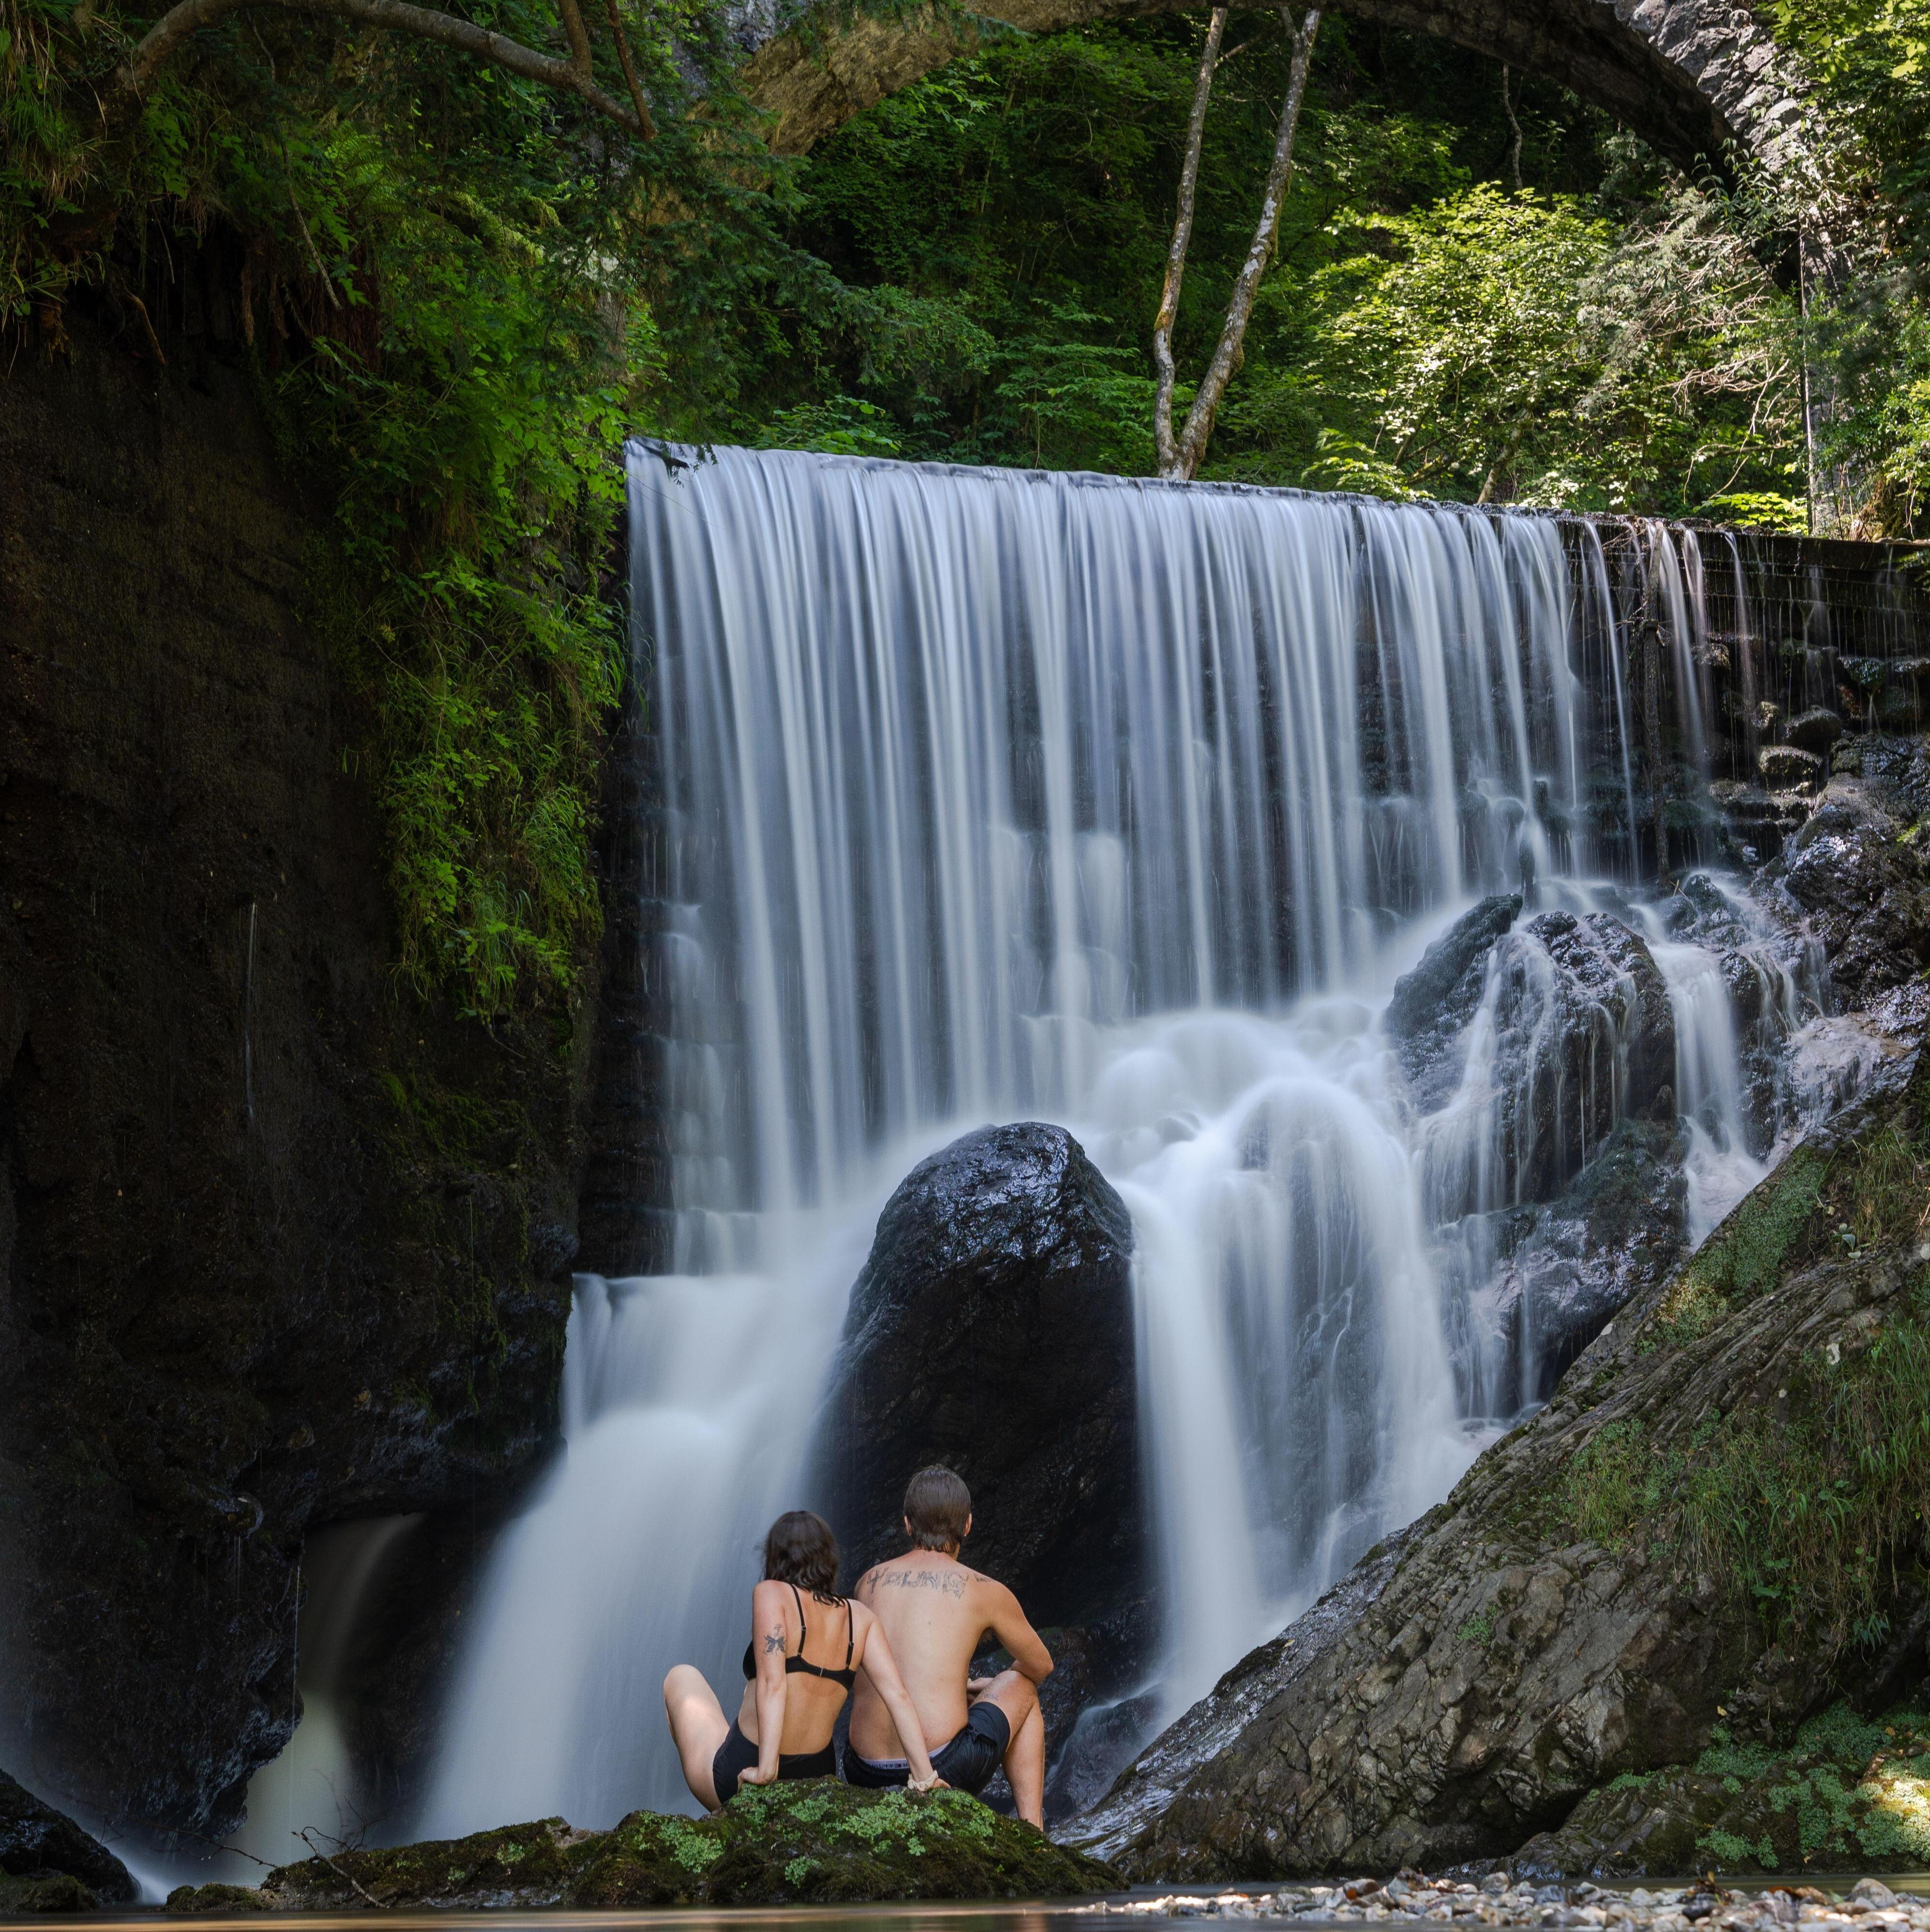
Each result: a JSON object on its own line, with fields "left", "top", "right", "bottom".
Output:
{"left": 11, "top": 1878, "right": 1930, "bottom": 1929}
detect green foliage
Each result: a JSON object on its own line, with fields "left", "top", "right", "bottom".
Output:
{"left": 761, "top": 14, "right": 1808, "bottom": 515}
{"left": 1552, "top": 1705, "right": 1930, "bottom": 1875}
{"left": 0, "top": 0, "right": 798, "bottom": 1018}
{"left": 1765, "top": 0, "right": 1930, "bottom": 533}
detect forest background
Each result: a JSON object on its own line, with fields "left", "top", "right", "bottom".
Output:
{"left": 3, "top": 0, "right": 1927, "bottom": 1017}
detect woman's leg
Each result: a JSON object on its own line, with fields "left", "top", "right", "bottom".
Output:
{"left": 662, "top": 1665, "right": 730, "bottom": 1810}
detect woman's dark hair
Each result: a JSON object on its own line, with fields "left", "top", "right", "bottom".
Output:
{"left": 763, "top": 1510, "right": 841, "bottom": 1601}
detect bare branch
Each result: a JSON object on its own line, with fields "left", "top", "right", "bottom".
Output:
{"left": 600, "top": 0, "right": 657, "bottom": 139}
{"left": 554, "top": 0, "right": 593, "bottom": 74}
{"left": 1153, "top": 5, "right": 1225, "bottom": 477}
{"left": 1170, "top": 4, "right": 1319, "bottom": 482}
{"left": 118, "top": 0, "right": 653, "bottom": 137}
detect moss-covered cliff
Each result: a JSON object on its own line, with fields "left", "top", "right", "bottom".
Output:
{"left": 0, "top": 307, "right": 598, "bottom": 1843}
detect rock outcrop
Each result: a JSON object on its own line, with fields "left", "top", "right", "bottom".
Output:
{"left": 164, "top": 1784, "right": 1119, "bottom": 1911}
{"left": 0, "top": 304, "right": 593, "bottom": 1838}
{"left": 816, "top": 1122, "right": 1139, "bottom": 1627}
{"left": 1387, "top": 896, "right": 1524, "bottom": 1111}
{"left": 1511, "top": 1701, "right": 1930, "bottom": 1878}
{"left": 1070, "top": 1045, "right": 1930, "bottom": 1879}
{"left": 0, "top": 1769, "right": 137, "bottom": 1911}
{"left": 1771, "top": 783, "right": 1930, "bottom": 1005}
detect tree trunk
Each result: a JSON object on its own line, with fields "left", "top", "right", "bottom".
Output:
{"left": 1152, "top": 7, "right": 1228, "bottom": 478}
{"left": 1165, "top": 6, "right": 1320, "bottom": 482}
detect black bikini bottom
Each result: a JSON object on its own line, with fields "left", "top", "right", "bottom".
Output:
{"left": 710, "top": 1719, "right": 838, "bottom": 1806}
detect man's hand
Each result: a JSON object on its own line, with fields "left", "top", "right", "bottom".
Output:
{"left": 965, "top": 1677, "right": 995, "bottom": 1697}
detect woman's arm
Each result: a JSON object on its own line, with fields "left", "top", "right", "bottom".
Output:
{"left": 739, "top": 1580, "right": 790, "bottom": 1786}
{"left": 850, "top": 1601, "right": 945, "bottom": 1792}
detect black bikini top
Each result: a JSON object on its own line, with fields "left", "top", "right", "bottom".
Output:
{"left": 742, "top": 1582, "right": 856, "bottom": 1688}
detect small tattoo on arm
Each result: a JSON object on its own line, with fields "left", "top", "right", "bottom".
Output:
{"left": 763, "top": 1630, "right": 786, "bottom": 1654}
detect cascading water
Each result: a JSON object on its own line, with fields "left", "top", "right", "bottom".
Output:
{"left": 415, "top": 448, "right": 1825, "bottom": 1838}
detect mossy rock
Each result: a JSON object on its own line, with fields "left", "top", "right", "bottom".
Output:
{"left": 221, "top": 1785, "right": 1121, "bottom": 1912}
{"left": 165, "top": 1882, "right": 272, "bottom": 1913}
{"left": 0, "top": 1872, "right": 100, "bottom": 1914}
{"left": 1516, "top": 1703, "right": 1930, "bottom": 1878}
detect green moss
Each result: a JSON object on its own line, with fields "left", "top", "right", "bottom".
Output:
{"left": 239, "top": 1784, "right": 1120, "bottom": 1912}
{"left": 1539, "top": 1704, "right": 1930, "bottom": 1876}
{"left": 1457, "top": 1611, "right": 1495, "bottom": 1645}
{"left": 0, "top": 1872, "right": 100, "bottom": 1914}
{"left": 165, "top": 1883, "right": 270, "bottom": 1913}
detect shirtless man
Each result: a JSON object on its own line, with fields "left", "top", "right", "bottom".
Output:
{"left": 845, "top": 1466, "right": 1054, "bottom": 1828}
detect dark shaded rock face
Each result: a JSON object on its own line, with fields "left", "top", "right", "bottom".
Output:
{"left": 0, "top": 1768, "right": 136, "bottom": 1904}
{"left": 1454, "top": 1118, "right": 1688, "bottom": 1411}
{"left": 1771, "top": 782, "right": 1930, "bottom": 1005}
{"left": 0, "top": 309, "right": 592, "bottom": 1841}
{"left": 164, "top": 1785, "right": 1120, "bottom": 1911}
{"left": 1070, "top": 1051, "right": 1930, "bottom": 1880}
{"left": 1491, "top": 911, "right": 1677, "bottom": 1205}
{"left": 1386, "top": 896, "right": 1523, "bottom": 1111}
{"left": 817, "top": 1122, "right": 1138, "bottom": 1626}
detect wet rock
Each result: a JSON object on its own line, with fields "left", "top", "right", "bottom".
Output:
{"left": 816, "top": 1122, "right": 1139, "bottom": 1631}
{"left": 1774, "top": 783, "right": 1930, "bottom": 1003}
{"left": 1068, "top": 1056, "right": 1930, "bottom": 1880}
{"left": 0, "top": 1769, "right": 136, "bottom": 1904}
{"left": 1783, "top": 707, "right": 1845, "bottom": 753}
{"left": 1460, "top": 1117, "right": 1688, "bottom": 1407}
{"left": 179, "top": 1788, "right": 1120, "bottom": 1910}
{"left": 1386, "top": 896, "right": 1523, "bottom": 1110}
{"left": 1759, "top": 744, "right": 1826, "bottom": 793}
{"left": 1433, "top": 912, "right": 1676, "bottom": 1211}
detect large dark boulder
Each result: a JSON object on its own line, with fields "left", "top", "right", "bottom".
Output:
{"left": 1069, "top": 1049, "right": 1930, "bottom": 1880}
{"left": 0, "top": 1768, "right": 136, "bottom": 1905}
{"left": 815, "top": 1122, "right": 1138, "bottom": 1628}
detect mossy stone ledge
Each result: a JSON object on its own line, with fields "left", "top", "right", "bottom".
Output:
{"left": 1514, "top": 1703, "right": 1930, "bottom": 1879}
{"left": 163, "top": 1782, "right": 1123, "bottom": 1912}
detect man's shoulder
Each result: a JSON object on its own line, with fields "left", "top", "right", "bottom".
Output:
{"left": 860, "top": 1553, "right": 984, "bottom": 1602}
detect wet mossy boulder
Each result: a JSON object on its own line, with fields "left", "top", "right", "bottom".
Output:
{"left": 0, "top": 1871, "right": 101, "bottom": 1914}
{"left": 168, "top": 1784, "right": 1121, "bottom": 1912}
{"left": 1513, "top": 1703, "right": 1930, "bottom": 1879}
{"left": 0, "top": 1768, "right": 136, "bottom": 1908}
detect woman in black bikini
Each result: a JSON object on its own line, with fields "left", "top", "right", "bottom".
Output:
{"left": 663, "top": 1510, "right": 942, "bottom": 1809}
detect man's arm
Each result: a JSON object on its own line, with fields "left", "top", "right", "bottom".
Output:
{"left": 981, "top": 1579, "right": 1053, "bottom": 1683}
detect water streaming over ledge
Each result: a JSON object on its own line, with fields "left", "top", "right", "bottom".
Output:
{"left": 416, "top": 450, "right": 1826, "bottom": 1838}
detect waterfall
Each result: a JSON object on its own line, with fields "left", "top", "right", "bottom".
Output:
{"left": 414, "top": 448, "right": 1821, "bottom": 1837}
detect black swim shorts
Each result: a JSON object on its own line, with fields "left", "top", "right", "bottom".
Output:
{"left": 843, "top": 1699, "right": 1012, "bottom": 1797}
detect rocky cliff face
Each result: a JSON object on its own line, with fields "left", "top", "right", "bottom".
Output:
{"left": 1070, "top": 1041, "right": 1930, "bottom": 1879}
{"left": 0, "top": 311, "right": 593, "bottom": 1845}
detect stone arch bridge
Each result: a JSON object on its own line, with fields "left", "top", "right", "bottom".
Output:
{"left": 740, "top": 0, "right": 1818, "bottom": 184}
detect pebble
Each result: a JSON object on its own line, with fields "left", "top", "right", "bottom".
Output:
{"left": 1070, "top": 1873, "right": 1930, "bottom": 1927}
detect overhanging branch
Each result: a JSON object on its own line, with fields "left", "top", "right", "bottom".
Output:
{"left": 118, "top": 0, "right": 655, "bottom": 137}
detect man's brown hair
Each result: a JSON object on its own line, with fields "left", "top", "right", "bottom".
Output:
{"left": 902, "top": 1466, "right": 972, "bottom": 1551}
